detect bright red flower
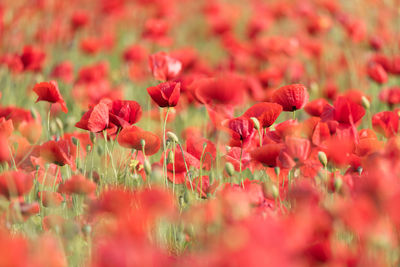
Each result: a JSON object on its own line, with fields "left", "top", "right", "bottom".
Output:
{"left": 33, "top": 81, "right": 68, "bottom": 113}
{"left": 20, "top": 45, "right": 46, "bottom": 72}
{"left": 250, "top": 143, "right": 283, "bottom": 167}
{"left": 109, "top": 100, "right": 142, "bottom": 128}
{"left": 224, "top": 117, "right": 255, "bottom": 146}
{"left": 242, "top": 102, "right": 283, "bottom": 128}
{"left": 304, "top": 98, "right": 329, "bottom": 117}
{"left": 117, "top": 126, "right": 161, "bottom": 155}
{"left": 278, "top": 137, "right": 311, "bottom": 169}
{"left": 147, "top": 81, "right": 180, "bottom": 108}
{"left": 0, "top": 171, "right": 33, "bottom": 199}
{"left": 148, "top": 52, "right": 182, "bottom": 81}
{"left": 272, "top": 84, "right": 309, "bottom": 111}
{"left": 0, "top": 134, "right": 10, "bottom": 163}
{"left": 58, "top": 174, "right": 96, "bottom": 195}
{"left": 40, "top": 139, "right": 74, "bottom": 166}
{"left": 372, "top": 111, "right": 399, "bottom": 137}
{"left": 367, "top": 63, "right": 388, "bottom": 84}
{"left": 50, "top": 61, "right": 74, "bottom": 83}
{"left": 166, "top": 149, "right": 200, "bottom": 184}
{"left": 75, "top": 101, "right": 110, "bottom": 133}
{"left": 194, "top": 74, "right": 246, "bottom": 106}
{"left": 332, "top": 96, "right": 365, "bottom": 125}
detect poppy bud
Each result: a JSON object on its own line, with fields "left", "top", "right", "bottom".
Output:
{"left": 71, "top": 137, "right": 79, "bottom": 146}
{"left": 225, "top": 162, "right": 235, "bottom": 176}
{"left": 250, "top": 117, "right": 260, "bottom": 130}
{"left": 167, "top": 150, "right": 175, "bottom": 164}
{"left": 361, "top": 96, "right": 370, "bottom": 110}
{"left": 357, "top": 166, "right": 363, "bottom": 175}
{"left": 271, "top": 184, "right": 279, "bottom": 199}
{"left": 82, "top": 224, "right": 92, "bottom": 236}
{"left": 334, "top": 176, "right": 343, "bottom": 192}
{"left": 274, "top": 166, "right": 280, "bottom": 176}
{"left": 167, "top": 131, "right": 179, "bottom": 143}
{"left": 90, "top": 132, "right": 96, "bottom": 144}
{"left": 144, "top": 159, "right": 152, "bottom": 175}
{"left": 318, "top": 151, "right": 328, "bottom": 167}
{"left": 30, "top": 108, "right": 39, "bottom": 119}
{"left": 55, "top": 118, "right": 64, "bottom": 132}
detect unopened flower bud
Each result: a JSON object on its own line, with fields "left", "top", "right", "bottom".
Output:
{"left": 250, "top": 117, "right": 260, "bottom": 131}
{"left": 90, "top": 132, "right": 96, "bottom": 143}
{"left": 271, "top": 184, "right": 279, "bottom": 199}
{"left": 225, "top": 162, "right": 235, "bottom": 176}
{"left": 318, "top": 151, "right": 328, "bottom": 167}
{"left": 71, "top": 137, "right": 79, "bottom": 146}
{"left": 167, "top": 131, "right": 179, "bottom": 143}
{"left": 274, "top": 166, "right": 280, "bottom": 177}
{"left": 55, "top": 118, "right": 64, "bottom": 132}
{"left": 144, "top": 159, "right": 152, "bottom": 175}
{"left": 167, "top": 150, "right": 175, "bottom": 164}
{"left": 334, "top": 177, "right": 343, "bottom": 192}
{"left": 361, "top": 96, "right": 370, "bottom": 110}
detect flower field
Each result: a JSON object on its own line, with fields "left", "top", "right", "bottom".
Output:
{"left": 1, "top": 0, "right": 400, "bottom": 266}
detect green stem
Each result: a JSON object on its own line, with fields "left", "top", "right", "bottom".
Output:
{"left": 162, "top": 107, "right": 170, "bottom": 187}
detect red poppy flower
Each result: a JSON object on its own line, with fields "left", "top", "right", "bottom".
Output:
{"left": 372, "top": 111, "right": 399, "bottom": 137}
{"left": 186, "top": 136, "right": 216, "bottom": 170}
{"left": 109, "top": 100, "right": 142, "bottom": 128}
{"left": 194, "top": 75, "right": 246, "bottom": 106}
{"left": 50, "top": 61, "right": 74, "bottom": 83}
{"left": 250, "top": 143, "right": 284, "bottom": 167}
{"left": 332, "top": 96, "right": 365, "bottom": 125}
{"left": 367, "top": 63, "right": 388, "bottom": 84}
{"left": 166, "top": 149, "right": 200, "bottom": 184}
{"left": 379, "top": 87, "right": 400, "bottom": 107}
{"left": 304, "top": 98, "right": 329, "bottom": 117}
{"left": 242, "top": 102, "right": 283, "bottom": 128}
{"left": 117, "top": 126, "right": 161, "bottom": 155}
{"left": 148, "top": 52, "right": 182, "bottom": 81}
{"left": 278, "top": 137, "right": 311, "bottom": 169}
{"left": 58, "top": 174, "right": 96, "bottom": 195}
{"left": 33, "top": 81, "right": 68, "bottom": 113}
{"left": 147, "top": 81, "right": 180, "bottom": 108}
{"left": 0, "top": 134, "right": 10, "bottom": 163}
{"left": 40, "top": 139, "right": 74, "bottom": 166}
{"left": 75, "top": 101, "right": 110, "bottom": 133}
{"left": 0, "top": 171, "right": 33, "bottom": 199}
{"left": 223, "top": 117, "right": 255, "bottom": 146}
{"left": 272, "top": 84, "right": 309, "bottom": 111}
{"left": 20, "top": 45, "right": 46, "bottom": 72}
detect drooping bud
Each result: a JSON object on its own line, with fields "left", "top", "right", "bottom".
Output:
{"left": 225, "top": 162, "right": 235, "bottom": 176}
{"left": 250, "top": 117, "right": 260, "bottom": 131}
{"left": 318, "top": 151, "right": 328, "bottom": 167}
{"left": 90, "top": 132, "right": 96, "bottom": 144}
{"left": 167, "top": 131, "right": 179, "bottom": 143}
{"left": 71, "top": 137, "right": 79, "bottom": 146}
{"left": 144, "top": 159, "right": 152, "bottom": 175}
{"left": 167, "top": 150, "right": 175, "bottom": 164}
{"left": 334, "top": 176, "right": 343, "bottom": 192}
{"left": 361, "top": 96, "right": 370, "bottom": 110}
{"left": 271, "top": 184, "right": 279, "bottom": 199}
{"left": 274, "top": 166, "right": 280, "bottom": 177}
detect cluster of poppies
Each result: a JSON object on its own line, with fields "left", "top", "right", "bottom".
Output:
{"left": 1, "top": 0, "right": 400, "bottom": 266}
